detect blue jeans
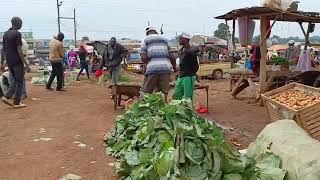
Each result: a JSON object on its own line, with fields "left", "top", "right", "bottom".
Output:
{"left": 110, "top": 65, "right": 121, "bottom": 84}
{"left": 9, "top": 69, "right": 27, "bottom": 98}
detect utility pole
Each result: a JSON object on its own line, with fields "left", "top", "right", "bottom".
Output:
{"left": 58, "top": 1, "right": 77, "bottom": 47}
{"left": 73, "top": 9, "right": 77, "bottom": 47}
{"left": 56, "top": 0, "right": 62, "bottom": 33}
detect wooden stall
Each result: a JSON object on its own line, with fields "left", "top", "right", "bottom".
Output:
{"left": 215, "top": 6, "right": 320, "bottom": 101}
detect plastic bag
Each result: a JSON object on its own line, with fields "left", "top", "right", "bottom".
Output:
{"left": 297, "top": 50, "right": 312, "bottom": 72}
{"left": 261, "top": 0, "right": 293, "bottom": 11}
{"left": 247, "top": 120, "right": 320, "bottom": 180}
{"left": 95, "top": 69, "right": 103, "bottom": 77}
{"left": 245, "top": 60, "right": 253, "bottom": 70}
{"left": 238, "top": 17, "right": 256, "bottom": 46}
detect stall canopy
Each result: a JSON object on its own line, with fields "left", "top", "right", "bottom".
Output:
{"left": 268, "top": 44, "right": 288, "bottom": 51}
{"left": 215, "top": 6, "right": 320, "bottom": 23}
{"left": 205, "top": 36, "right": 228, "bottom": 46}
{"left": 215, "top": 5, "right": 320, "bottom": 99}
{"left": 191, "top": 35, "right": 227, "bottom": 47}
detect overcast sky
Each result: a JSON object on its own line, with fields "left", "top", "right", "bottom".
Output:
{"left": 1, "top": 0, "right": 320, "bottom": 40}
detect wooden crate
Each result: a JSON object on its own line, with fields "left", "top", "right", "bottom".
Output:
{"left": 261, "top": 83, "right": 320, "bottom": 141}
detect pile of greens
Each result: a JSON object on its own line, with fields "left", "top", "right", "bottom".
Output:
{"left": 105, "top": 94, "right": 286, "bottom": 180}
{"left": 268, "top": 57, "right": 290, "bottom": 65}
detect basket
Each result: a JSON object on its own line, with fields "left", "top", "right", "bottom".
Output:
{"left": 261, "top": 83, "right": 320, "bottom": 141}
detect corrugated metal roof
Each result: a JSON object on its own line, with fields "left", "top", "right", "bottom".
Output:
{"left": 215, "top": 6, "right": 320, "bottom": 23}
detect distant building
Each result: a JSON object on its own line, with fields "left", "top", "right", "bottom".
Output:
{"left": 0, "top": 31, "right": 35, "bottom": 50}
{"left": 35, "top": 39, "right": 76, "bottom": 50}
{"left": 190, "top": 35, "right": 227, "bottom": 46}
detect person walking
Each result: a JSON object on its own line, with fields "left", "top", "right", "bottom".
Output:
{"left": 46, "top": 33, "right": 66, "bottom": 91}
{"left": 140, "top": 27, "right": 176, "bottom": 102}
{"left": 68, "top": 46, "right": 77, "bottom": 71}
{"left": 173, "top": 32, "right": 200, "bottom": 107}
{"left": 76, "top": 45, "right": 89, "bottom": 81}
{"left": 98, "top": 37, "right": 128, "bottom": 84}
{"left": 0, "top": 17, "right": 30, "bottom": 108}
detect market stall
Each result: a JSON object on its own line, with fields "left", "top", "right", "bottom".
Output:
{"left": 216, "top": 5, "right": 320, "bottom": 100}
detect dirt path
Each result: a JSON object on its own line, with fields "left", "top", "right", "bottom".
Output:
{"left": 0, "top": 83, "right": 119, "bottom": 180}
{"left": 0, "top": 78, "right": 269, "bottom": 179}
{"left": 195, "top": 80, "right": 269, "bottom": 148}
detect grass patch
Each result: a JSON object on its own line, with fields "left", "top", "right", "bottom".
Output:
{"left": 102, "top": 73, "right": 131, "bottom": 83}
{"left": 119, "top": 74, "right": 131, "bottom": 82}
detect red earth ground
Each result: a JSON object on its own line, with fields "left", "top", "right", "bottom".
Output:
{"left": 0, "top": 74, "right": 269, "bottom": 180}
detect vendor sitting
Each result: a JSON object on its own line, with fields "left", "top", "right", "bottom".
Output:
{"left": 284, "top": 40, "right": 300, "bottom": 63}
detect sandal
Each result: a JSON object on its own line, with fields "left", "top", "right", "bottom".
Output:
{"left": 1, "top": 97, "right": 13, "bottom": 106}
{"left": 13, "top": 103, "right": 27, "bottom": 109}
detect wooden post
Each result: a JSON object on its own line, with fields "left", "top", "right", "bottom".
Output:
{"left": 298, "top": 22, "right": 308, "bottom": 39}
{"left": 304, "top": 23, "right": 312, "bottom": 50}
{"left": 229, "top": 19, "right": 236, "bottom": 91}
{"left": 246, "top": 16, "right": 249, "bottom": 47}
{"left": 231, "top": 19, "right": 236, "bottom": 69}
{"left": 260, "top": 16, "right": 278, "bottom": 47}
{"left": 259, "top": 16, "right": 268, "bottom": 94}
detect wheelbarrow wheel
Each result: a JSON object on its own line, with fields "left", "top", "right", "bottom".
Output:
{"left": 212, "top": 69, "right": 223, "bottom": 79}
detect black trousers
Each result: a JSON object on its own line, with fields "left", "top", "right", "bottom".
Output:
{"left": 47, "top": 61, "right": 63, "bottom": 90}
{"left": 5, "top": 65, "right": 25, "bottom": 105}
{"left": 0, "top": 86, "right": 3, "bottom": 97}
{"left": 77, "top": 61, "right": 89, "bottom": 79}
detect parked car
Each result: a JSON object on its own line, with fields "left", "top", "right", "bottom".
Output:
{"left": 126, "top": 52, "right": 145, "bottom": 74}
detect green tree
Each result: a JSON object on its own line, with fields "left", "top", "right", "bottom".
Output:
{"left": 253, "top": 35, "right": 261, "bottom": 45}
{"left": 214, "top": 23, "right": 230, "bottom": 40}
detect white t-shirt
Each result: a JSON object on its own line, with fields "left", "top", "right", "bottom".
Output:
{"left": 22, "top": 38, "right": 28, "bottom": 56}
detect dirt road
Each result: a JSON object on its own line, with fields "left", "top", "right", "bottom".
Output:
{"left": 0, "top": 83, "right": 119, "bottom": 180}
{"left": 0, "top": 79, "right": 269, "bottom": 179}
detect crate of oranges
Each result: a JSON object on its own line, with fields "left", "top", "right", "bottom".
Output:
{"left": 261, "top": 83, "right": 320, "bottom": 141}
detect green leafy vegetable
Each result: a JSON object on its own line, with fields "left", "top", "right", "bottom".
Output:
{"left": 105, "top": 94, "right": 286, "bottom": 180}
{"left": 268, "top": 57, "right": 290, "bottom": 65}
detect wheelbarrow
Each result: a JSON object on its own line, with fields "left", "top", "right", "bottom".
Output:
{"left": 108, "top": 83, "right": 141, "bottom": 110}
{"left": 286, "top": 71, "right": 320, "bottom": 87}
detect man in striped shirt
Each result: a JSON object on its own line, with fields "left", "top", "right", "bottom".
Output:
{"left": 140, "top": 27, "right": 176, "bottom": 102}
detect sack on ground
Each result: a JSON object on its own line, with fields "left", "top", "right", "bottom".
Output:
{"left": 247, "top": 120, "right": 320, "bottom": 180}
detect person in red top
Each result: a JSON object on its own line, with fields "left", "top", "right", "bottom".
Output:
{"left": 76, "top": 45, "right": 90, "bottom": 81}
